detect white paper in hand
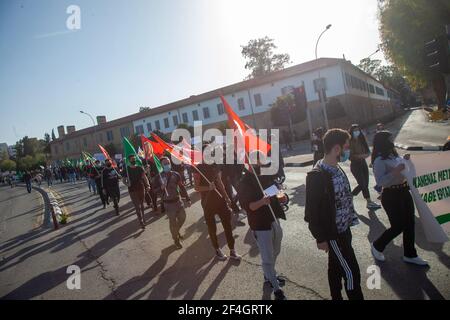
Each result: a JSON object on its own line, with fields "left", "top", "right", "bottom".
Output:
{"left": 263, "top": 184, "right": 279, "bottom": 197}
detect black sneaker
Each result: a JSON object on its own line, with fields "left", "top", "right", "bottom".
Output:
{"left": 264, "top": 276, "right": 286, "bottom": 288}
{"left": 174, "top": 239, "right": 183, "bottom": 249}
{"left": 274, "top": 289, "right": 287, "bottom": 300}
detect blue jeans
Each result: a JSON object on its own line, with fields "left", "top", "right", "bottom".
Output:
{"left": 26, "top": 181, "right": 32, "bottom": 193}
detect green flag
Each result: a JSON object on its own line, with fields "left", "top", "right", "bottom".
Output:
{"left": 153, "top": 154, "right": 163, "bottom": 174}
{"left": 123, "top": 137, "right": 142, "bottom": 167}
{"left": 82, "top": 151, "right": 97, "bottom": 163}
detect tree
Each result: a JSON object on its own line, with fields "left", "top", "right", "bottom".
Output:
{"left": 241, "top": 37, "right": 291, "bottom": 79}
{"left": 0, "top": 159, "right": 16, "bottom": 172}
{"left": 139, "top": 106, "right": 151, "bottom": 112}
{"left": 51, "top": 129, "right": 56, "bottom": 141}
{"left": 43, "top": 133, "right": 51, "bottom": 155}
{"left": 378, "top": 0, "right": 450, "bottom": 108}
{"left": 358, "top": 57, "right": 417, "bottom": 106}
{"left": 270, "top": 94, "right": 307, "bottom": 126}
{"left": 0, "top": 150, "right": 9, "bottom": 161}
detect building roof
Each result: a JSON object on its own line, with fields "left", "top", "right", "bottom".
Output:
{"left": 50, "top": 58, "right": 362, "bottom": 144}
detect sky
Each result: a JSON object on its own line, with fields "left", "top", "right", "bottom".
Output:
{"left": 0, "top": 0, "right": 385, "bottom": 145}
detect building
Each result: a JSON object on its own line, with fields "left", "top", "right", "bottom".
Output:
{"left": 50, "top": 116, "right": 135, "bottom": 161}
{"left": 7, "top": 145, "right": 16, "bottom": 159}
{"left": 49, "top": 58, "right": 400, "bottom": 161}
{"left": 131, "top": 58, "right": 399, "bottom": 139}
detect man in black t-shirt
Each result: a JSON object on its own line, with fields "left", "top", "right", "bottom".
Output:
{"left": 123, "top": 155, "right": 150, "bottom": 229}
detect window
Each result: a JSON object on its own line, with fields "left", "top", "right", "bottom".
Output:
{"left": 281, "top": 86, "right": 294, "bottom": 95}
{"left": 369, "top": 84, "right": 375, "bottom": 94}
{"left": 146, "top": 123, "right": 152, "bottom": 132}
{"left": 173, "top": 115, "right": 179, "bottom": 127}
{"left": 83, "top": 137, "right": 87, "bottom": 147}
{"left": 254, "top": 94, "right": 262, "bottom": 107}
{"left": 203, "top": 107, "right": 210, "bottom": 119}
{"left": 182, "top": 112, "right": 189, "bottom": 123}
{"left": 54, "top": 145, "right": 58, "bottom": 154}
{"left": 217, "top": 103, "right": 224, "bottom": 115}
{"left": 345, "top": 73, "right": 351, "bottom": 87}
{"left": 192, "top": 110, "right": 199, "bottom": 121}
{"left": 164, "top": 118, "right": 170, "bottom": 128}
{"left": 375, "top": 87, "right": 385, "bottom": 96}
{"left": 120, "top": 127, "right": 130, "bottom": 137}
{"left": 65, "top": 142, "right": 70, "bottom": 151}
{"left": 155, "top": 120, "right": 161, "bottom": 130}
{"left": 98, "top": 133, "right": 103, "bottom": 142}
{"left": 106, "top": 130, "right": 114, "bottom": 141}
{"left": 237, "top": 97, "right": 245, "bottom": 110}
{"left": 135, "top": 125, "right": 144, "bottom": 135}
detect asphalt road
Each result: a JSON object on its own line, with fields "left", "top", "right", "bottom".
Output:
{"left": 0, "top": 110, "right": 449, "bottom": 300}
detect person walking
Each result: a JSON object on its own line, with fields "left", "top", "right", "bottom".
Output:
{"left": 44, "top": 167, "right": 53, "bottom": 187}
{"left": 123, "top": 155, "right": 150, "bottom": 229}
{"left": 23, "top": 171, "right": 32, "bottom": 193}
{"left": 238, "top": 151, "right": 287, "bottom": 300}
{"left": 194, "top": 144, "right": 241, "bottom": 261}
{"left": 370, "top": 131, "right": 428, "bottom": 266}
{"left": 348, "top": 124, "right": 381, "bottom": 210}
{"left": 305, "top": 128, "right": 364, "bottom": 300}
{"left": 153, "top": 157, "right": 191, "bottom": 249}
{"left": 311, "top": 127, "right": 325, "bottom": 167}
{"left": 102, "top": 158, "right": 121, "bottom": 214}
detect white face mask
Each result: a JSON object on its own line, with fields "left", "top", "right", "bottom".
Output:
{"left": 353, "top": 130, "right": 361, "bottom": 138}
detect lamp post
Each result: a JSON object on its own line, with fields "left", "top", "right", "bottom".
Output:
{"left": 315, "top": 24, "right": 332, "bottom": 130}
{"left": 80, "top": 110, "right": 97, "bottom": 154}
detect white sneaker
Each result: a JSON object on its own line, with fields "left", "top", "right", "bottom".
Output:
{"left": 371, "top": 243, "right": 385, "bottom": 262}
{"left": 403, "top": 256, "right": 429, "bottom": 266}
{"left": 367, "top": 201, "right": 382, "bottom": 210}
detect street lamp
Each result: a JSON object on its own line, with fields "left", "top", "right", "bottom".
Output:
{"left": 315, "top": 24, "right": 332, "bottom": 60}
{"left": 80, "top": 110, "right": 97, "bottom": 154}
{"left": 314, "top": 24, "right": 332, "bottom": 130}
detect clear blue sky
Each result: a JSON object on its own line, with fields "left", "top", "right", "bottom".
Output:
{"left": 0, "top": 0, "right": 384, "bottom": 145}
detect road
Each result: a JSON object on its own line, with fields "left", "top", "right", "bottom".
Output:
{"left": 1, "top": 110, "right": 449, "bottom": 300}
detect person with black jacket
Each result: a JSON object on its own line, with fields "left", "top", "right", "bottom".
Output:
{"left": 238, "top": 151, "right": 287, "bottom": 301}
{"left": 305, "top": 128, "right": 364, "bottom": 300}
{"left": 102, "top": 159, "right": 121, "bottom": 215}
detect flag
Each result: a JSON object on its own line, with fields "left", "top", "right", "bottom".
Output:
{"left": 151, "top": 133, "right": 196, "bottom": 166}
{"left": 82, "top": 151, "right": 97, "bottom": 164}
{"left": 122, "top": 137, "right": 142, "bottom": 167}
{"left": 137, "top": 147, "right": 145, "bottom": 159}
{"left": 153, "top": 154, "right": 163, "bottom": 174}
{"left": 98, "top": 144, "right": 117, "bottom": 168}
{"left": 141, "top": 134, "right": 165, "bottom": 158}
{"left": 220, "top": 95, "right": 271, "bottom": 156}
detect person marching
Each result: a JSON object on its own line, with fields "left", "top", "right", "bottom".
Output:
{"left": 305, "top": 128, "right": 364, "bottom": 300}
{"left": 194, "top": 143, "right": 241, "bottom": 261}
{"left": 123, "top": 154, "right": 150, "bottom": 229}
{"left": 311, "top": 127, "right": 325, "bottom": 167}
{"left": 91, "top": 160, "right": 107, "bottom": 208}
{"left": 238, "top": 150, "right": 288, "bottom": 301}
{"left": 370, "top": 131, "right": 428, "bottom": 266}
{"left": 348, "top": 124, "right": 381, "bottom": 210}
{"left": 153, "top": 157, "right": 191, "bottom": 249}
{"left": 102, "top": 158, "right": 121, "bottom": 214}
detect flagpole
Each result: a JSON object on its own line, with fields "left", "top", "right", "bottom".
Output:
{"left": 245, "top": 151, "right": 279, "bottom": 225}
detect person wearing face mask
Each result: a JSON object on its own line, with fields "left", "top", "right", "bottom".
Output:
{"left": 305, "top": 128, "right": 364, "bottom": 300}
{"left": 349, "top": 124, "right": 381, "bottom": 210}
{"left": 91, "top": 160, "right": 106, "bottom": 208}
{"left": 153, "top": 157, "right": 191, "bottom": 249}
{"left": 237, "top": 151, "right": 287, "bottom": 301}
{"left": 122, "top": 155, "right": 150, "bottom": 229}
{"left": 101, "top": 159, "right": 121, "bottom": 214}
{"left": 370, "top": 131, "right": 428, "bottom": 266}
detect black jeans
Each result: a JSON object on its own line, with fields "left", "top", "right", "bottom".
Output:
{"left": 373, "top": 187, "right": 417, "bottom": 258}
{"left": 204, "top": 206, "right": 235, "bottom": 250}
{"left": 328, "top": 229, "right": 364, "bottom": 300}
{"left": 95, "top": 179, "right": 107, "bottom": 205}
{"left": 350, "top": 159, "right": 370, "bottom": 199}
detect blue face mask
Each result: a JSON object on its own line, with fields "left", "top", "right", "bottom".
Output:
{"left": 339, "top": 149, "right": 351, "bottom": 162}
{"left": 163, "top": 164, "right": 171, "bottom": 173}
{"left": 353, "top": 130, "right": 361, "bottom": 138}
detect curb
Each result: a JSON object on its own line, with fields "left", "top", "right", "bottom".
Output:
{"left": 395, "top": 143, "right": 443, "bottom": 151}
{"left": 28, "top": 184, "right": 64, "bottom": 229}
{"left": 285, "top": 160, "right": 314, "bottom": 167}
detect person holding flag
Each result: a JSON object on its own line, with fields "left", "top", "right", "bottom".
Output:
{"left": 122, "top": 137, "right": 150, "bottom": 229}
{"left": 153, "top": 156, "right": 191, "bottom": 249}
{"left": 102, "top": 158, "right": 121, "bottom": 214}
